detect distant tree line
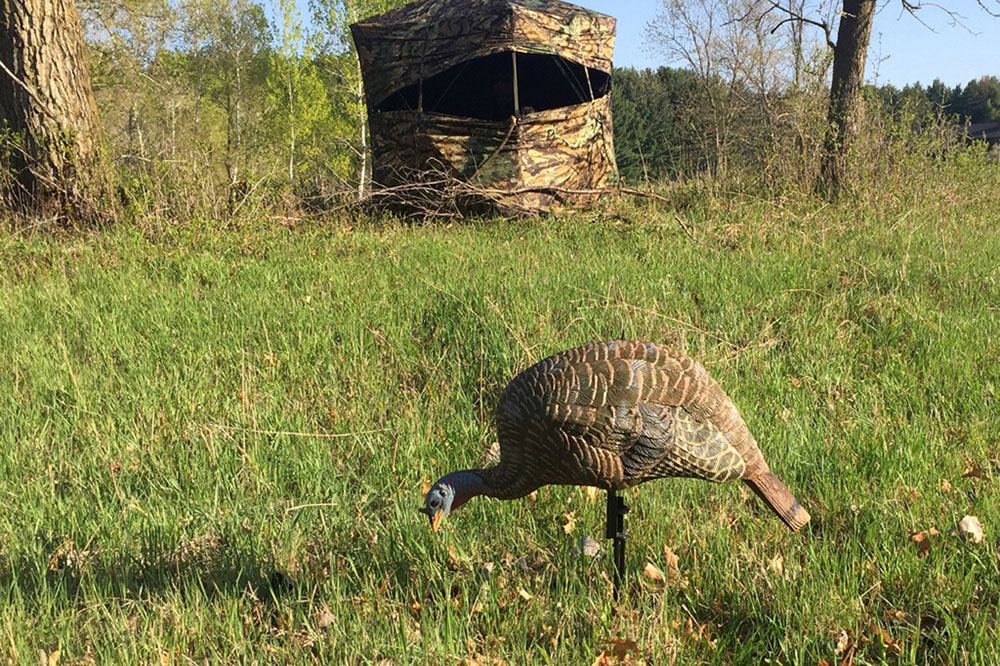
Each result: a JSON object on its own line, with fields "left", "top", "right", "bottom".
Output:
{"left": 871, "top": 75, "right": 1000, "bottom": 125}
{"left": 612, "top": 66, "right": 1000, "bottom": 186}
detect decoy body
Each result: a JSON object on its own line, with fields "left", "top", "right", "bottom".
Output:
{"left": 420, "top": 340, "right": 809, "bottom": 532}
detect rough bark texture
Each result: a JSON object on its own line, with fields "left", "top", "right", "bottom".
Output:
{"left": 820, "top": 0, "right": 876, "bottom": 198}
{"left": 0, "top": 0, "right": 110, "bottom": 218}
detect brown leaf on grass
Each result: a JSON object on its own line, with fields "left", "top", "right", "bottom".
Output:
{"left": 642, "top": 562, "right": 664, "bottom": 585}
{"left": 591, "top": 638, "right": 640, "bottom": 665}
{"left": 940, "top": 478, "right": 952, "bottom": 493}
{"left": 870, "top": 623, "right": 902, "bottom": 655}
{"left": 448, "top": 545, "right": 462, "bottom": 571}
{"left": 962, "top": 463, "right": 985, "bottom": 479}
{"left": 910, "top": 527, "right": 940, "bottom": 557}
{"left": 662, "top": 545, "right": 681, "bottom": 584}
{"left": 680, "top": 617, "right": 715, "bottom": 646}
{"left": 577, "top": 535, "right": 601, "bottom": 558}
{"left": 561, "top": 511, "right": 577, "bottom": 535}
{"left": 833, "top": 629, "right": 851, "bottom": 656}
{"left": 39, "top": 651, "right": 60, "bottom": 666}
{"left": 316, "top": 610, "right": 336, "bottom": 629}
{"left": 883, "top": 608, "right": 943, "bottom": 636}
{"left": 420, "top": 479, "right": 432, "bottom": 495}
{"left": 958, "top": 515, "right": 985, "bottom": 543}
{"left": 518, "top": 588, "right": 533, "bottom": 601}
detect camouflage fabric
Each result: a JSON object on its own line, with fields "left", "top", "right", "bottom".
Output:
{"left": 352, "top": 0, "right": 617, "bottom": 214}
{"left": 351, "top": 0, "right": 615, "bottom": 109}
{"left": 369, "top": 95, "right": 615, "bottom": 213}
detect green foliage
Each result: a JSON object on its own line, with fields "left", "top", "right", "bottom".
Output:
{"left": 872, "top": 75, "right": 1000, "bottom": 124}
{"left": 612, "top": 67, "right": 711, "bottom": 182}
{"left": 76, "top": 0, "right": 1000, "bottom": 219}
{"left": 266, "top": 0, "right": 336, "bottom": 185}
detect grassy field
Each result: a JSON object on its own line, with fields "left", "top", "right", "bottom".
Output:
{"left": 1, "top": 189, "right": 999, "bottom": 665}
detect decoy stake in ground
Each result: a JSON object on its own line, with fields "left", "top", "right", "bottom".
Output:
{"left": 420, "top": 340, "right": 810, "bottom": 574}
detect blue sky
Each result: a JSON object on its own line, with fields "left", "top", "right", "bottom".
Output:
{"left": 579, "top": 0, "right": 1000, "bottom": 88}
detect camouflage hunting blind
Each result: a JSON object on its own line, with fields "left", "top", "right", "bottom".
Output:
{"left": 350, "top": 0, "right": 617, "bottom": 213}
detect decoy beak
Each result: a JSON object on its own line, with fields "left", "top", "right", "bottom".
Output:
{"left": 417, "top": 506, "right": 445, "bottom": 531}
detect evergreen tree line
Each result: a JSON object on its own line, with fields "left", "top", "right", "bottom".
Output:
{"left": 612, "top": 67, "right": 1000, "bottom": 185}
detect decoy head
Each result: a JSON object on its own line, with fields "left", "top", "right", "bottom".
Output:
{"left": 419, "top": 481, "right": 455, "bottom": 532}
{"left": 419, "top": 471, "right": 487, "bottom": 531}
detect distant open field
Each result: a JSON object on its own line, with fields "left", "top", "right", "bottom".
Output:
{"left": 1, "top": 191, "right": 998, "bottom": 664}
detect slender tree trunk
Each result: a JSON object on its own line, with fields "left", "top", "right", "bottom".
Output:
{"left": 355, "top": 50, "right": 367, "bottom": 202}
{"left": 287, "top": 66, "right": 295, "bottom": 185}
{"left": 0, "top": 0, "right": 111, "bottom": 219}
{"left": 820, "top": 0, "right": 876, "bottom": 198}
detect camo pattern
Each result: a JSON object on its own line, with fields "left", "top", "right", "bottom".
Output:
{"left": 350, "top": 0, "right": 615, "bottom": 108}
{"left": 368, "top": 93, "right": 615, "bottom": 213}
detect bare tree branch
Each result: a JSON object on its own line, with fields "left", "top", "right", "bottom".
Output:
{"left": 755, "top": 0, "right": 836, "bottom": 49}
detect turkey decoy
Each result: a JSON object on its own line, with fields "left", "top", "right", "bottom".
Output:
{"left": 420, "top": 340, "right": 809, "bottom": 589}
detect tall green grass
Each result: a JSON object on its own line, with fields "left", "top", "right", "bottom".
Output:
{"left": 1, "top": 187, "right": 999, "bottom": 664}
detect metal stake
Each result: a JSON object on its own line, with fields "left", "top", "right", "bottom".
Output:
{"left": 605, "top": 488, "right": 629, "bottom": 600}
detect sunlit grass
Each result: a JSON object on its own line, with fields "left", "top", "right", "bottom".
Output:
{"left": 1, "top": 191, "right": 999, "bottom": 664}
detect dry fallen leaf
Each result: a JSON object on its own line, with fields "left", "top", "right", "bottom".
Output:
{"left": 577, "top": 535, "right": 601, "bottom": 558}
{"left": 958, "top": 515, "right": 984, "bottom": 543}
{"left": 316, "top": 610, "right": 336, "bottom": 629}
{"left": 768, "top": 554, "right": 784, "bottom": 576}
{"left": 910, "top": 528, "right": 940, "bottom": 557}
{"left": 420, "top": 479, "right": 432, "bottom": 495}
{"left": 604, "top": 638, "right": 639, "bottom": 659}
{"left": 940, "top": 478, "right": 952, "bottom": 493}
{"left": 663, "top": 545, "right": 681, "bottom": 584}
{"left": 962, "top": 463, "right": 985, "bottom": 479}
{"left": 870, "top": 623, "right": 901, "bottom": 655}
{"left": 642, "top": 562, "right": 664, "bottom": 584}
{"left": 447, "top": 545, "right": 462, "bottom": 571}
{"left": 833, "top": 629, "right": 851, "bottom": 656}
{"left": 39, "top": 651, "right": 60, "bottom": 666}
{"left": 481, "top": 561, "right": 495, "bottom": 579}
{"left": 518, "top": 588, "right": 533, "bottom": 602}
{"left": 561, "top": 511, "right": 577, "bottom": 535}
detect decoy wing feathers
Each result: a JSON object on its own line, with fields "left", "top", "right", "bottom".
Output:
{"left": 493, "top": 340, "right": 765, "bottom": 491}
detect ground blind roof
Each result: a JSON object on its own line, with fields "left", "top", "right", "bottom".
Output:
{"left": 350, "top": 0, "right": 616, "bottom": 109}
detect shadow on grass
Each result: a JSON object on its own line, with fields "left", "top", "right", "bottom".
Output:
{"left": 0, "top": 531, "right": 295, "bottom": 607}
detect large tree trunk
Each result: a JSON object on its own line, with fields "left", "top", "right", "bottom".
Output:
{"left": 820, "top": 0, "right": 876, "bottom": 198}
{"left": 0, "top": 0, "right": 110, "bottom": 219}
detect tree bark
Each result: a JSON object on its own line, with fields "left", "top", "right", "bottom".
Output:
{"left": 820, "top": 0, "right": 876, "bottom": 198}
{"left": 0, "top": 0, "right": 110, "bottom": 219}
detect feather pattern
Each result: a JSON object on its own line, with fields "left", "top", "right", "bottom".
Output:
{"left": 475, "top": 340, "right": 809, "bottom": 531}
